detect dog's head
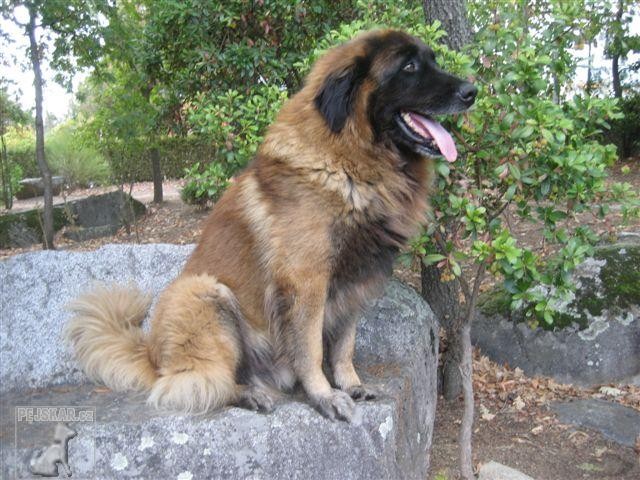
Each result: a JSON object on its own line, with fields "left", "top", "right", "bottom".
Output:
{"left": 313, "top": 30, "right": 476, "bottom": 162}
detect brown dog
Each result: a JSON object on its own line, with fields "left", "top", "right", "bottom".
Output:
{"left": 64, "top": 29, "right": 476, "bottom": 421}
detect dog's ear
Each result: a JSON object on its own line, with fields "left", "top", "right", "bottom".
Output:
{"left": 314, "top": 56, "right": 369, "bottom": 133}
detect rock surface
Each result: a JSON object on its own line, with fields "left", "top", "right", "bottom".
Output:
{"left": 15, "top": 176, "right": 65, "bottom": 200}
{"left": 0, "top": 244, "right": 439, "bottom": 479}
{"left": 63, "top": 190, "right": 146, "bottom": 242}
{"left": 0, "top": 191, "right": 145, "bottom": 248}
{"left": 473, "top": 242, "right": 640, "bottom": 387}
{"left": 551, "top": 399, "right": 640, "bottom": 447}
{"left": 478, "top": 461, "right": 535, "bottom": 480}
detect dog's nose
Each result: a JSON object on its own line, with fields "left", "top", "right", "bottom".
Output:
{"left": 457, "top": 83, "right": 478, "bottom": 106}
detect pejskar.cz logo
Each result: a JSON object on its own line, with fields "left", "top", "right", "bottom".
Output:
{"left": 14, "top": 405, "right": 95, "bottom": 479}
{"left": 16, "top": 407, "right": 94, "bottom": 424}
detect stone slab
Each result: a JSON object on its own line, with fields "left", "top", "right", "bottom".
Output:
{"left": 551, "top": 399, "right": 640, "bottom": 447}
{"left": 473, "top": 243, "right": 640, "bottom": 387}
{"left": 478, "top": 461, "right": 535, "bottom": 480}
{"left": 0, "top": 244, "right": 439, "bottom": 479}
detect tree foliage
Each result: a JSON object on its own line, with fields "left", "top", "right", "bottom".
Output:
{"left": 0, "top": 86, "right": 30, "bottom": 208}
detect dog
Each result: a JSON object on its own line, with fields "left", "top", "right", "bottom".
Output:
{"left": 64, "top": 29, "right": 476, "bottom": 422}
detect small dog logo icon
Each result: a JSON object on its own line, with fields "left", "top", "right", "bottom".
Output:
{"left": 29, "top": 423, "right": 77, "bottom": 477}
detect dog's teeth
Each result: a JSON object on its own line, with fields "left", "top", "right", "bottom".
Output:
{"left": 402, "top": 113, "right": 418, "bottom": 132}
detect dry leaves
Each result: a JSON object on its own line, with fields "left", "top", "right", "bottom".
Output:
{"left": 472, "top": 350, "right": 640, "bottom": 413}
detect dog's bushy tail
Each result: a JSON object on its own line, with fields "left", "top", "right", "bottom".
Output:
{"left": 64, "top": 284, "right": 158, "bottom": 392}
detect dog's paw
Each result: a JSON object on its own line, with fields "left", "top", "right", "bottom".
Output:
{"left": 347, "top": 384, "right": 378, "bottom": 401}
{"left": 315, "top": 389, "right": 356, "bottom": 422}
{"left": 238, "top": 386, "right": 277, "bottom": 413}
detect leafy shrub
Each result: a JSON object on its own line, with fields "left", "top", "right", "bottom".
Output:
{"left": 104, "top": 136, "right": 218, "bottom": 183}
{"left": 3, "top": 123, "right": 111, "bottom": 188}
{"left": 0, "top": 162, "right": 23, "bottom": 208}
{"left": 180, "top": 162, "right": 229, "bottom": 206}
{"left": 47, "top": 122, "right": 111, "bottom": 187}
{"left": 180, "top": 84, "right": 288, "bottom": 202}
{"left": 187, "top": 85, "right": 288, "bottom": 171}
{"left": 3, "top": 127, "right": 38, "bottom": 178}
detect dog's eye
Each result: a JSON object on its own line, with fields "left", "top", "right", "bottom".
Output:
{"left": 402, "top": 61, "right": 417, "bottom": 73}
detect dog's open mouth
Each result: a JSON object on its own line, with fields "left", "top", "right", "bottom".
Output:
{"left": 397, "top": 111, "right": 457, "bottom": 162}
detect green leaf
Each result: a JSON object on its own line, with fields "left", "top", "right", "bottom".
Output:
{"left": 422, "top": 254, "right": 447, "bottom": 266}
{"left": 436, "top": 161, "right": 450, "bottom": 177}
{"left": 451, "top": 261, "right": 462, "bottom": 277}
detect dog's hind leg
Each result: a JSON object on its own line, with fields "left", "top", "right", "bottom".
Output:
{"left": 146, "top": 275, "right": 245, "bottom": 414}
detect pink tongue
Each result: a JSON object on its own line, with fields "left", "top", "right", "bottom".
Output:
{"left": 408, "top": 113, "right": 458, "bottom": 162}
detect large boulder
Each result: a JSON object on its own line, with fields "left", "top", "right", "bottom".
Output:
{"left": 14, "top": 176, "right": 65, "bottom": 200}
{"left": 0, "top": 244, "right": 439, "bottom": 479}
{"left": 62, "top": 190, "right": 146, "bottom": 242}
{"left": 0, "top": 206, "right": 68, "bottom": 248}
{"left": 0, "top": 191, "right": 145, "bottom": 248}
{"left": 473, "top": 242, "right": 640, "bottom": 386}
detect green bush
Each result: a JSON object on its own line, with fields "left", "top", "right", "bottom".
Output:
{"left": 47, "top": 122, "right": 111, "bottom": 187}
{"left": 187, "top": 85, "right": 288, "bottom": 171}
{"left": 3, "top": 123, "right": 112, "bottom": 188}
{"left": 105, "top": 136, "right": 218, "bottom": 183}
{"left": 0, "top": 162, "right": 23, "bottom": 208}
{"left": 180, "top": 162, "right": 229, "bottom": 206}
{"left": 4, "top": 127, "right": 38, "bottom": 178}
{"left": 180, "top": 85, "right": 287, "bottom": 202}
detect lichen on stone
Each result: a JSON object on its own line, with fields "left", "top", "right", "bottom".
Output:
{"left": 479, "top": 243, "right": 640, "bottom": 331}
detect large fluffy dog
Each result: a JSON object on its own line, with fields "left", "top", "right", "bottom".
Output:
{"left": 65, "top": 30, "right": 476, "bottom": 422}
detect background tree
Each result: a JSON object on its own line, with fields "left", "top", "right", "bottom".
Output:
{"left": 422, "top": 1, "right": 476, "bottom": 477}
{"left": 1, "top": 0, "right": 113, "bottom": 248}
{"left": 83, "top": 0, "right": 357, "bottom": 204}
{"left": 422, "top": 0, "right": 471, "bottom": 51}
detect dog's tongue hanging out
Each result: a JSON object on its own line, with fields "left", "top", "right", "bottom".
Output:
{"left": 408, "top": 112, "right": 458, "bottom": 162}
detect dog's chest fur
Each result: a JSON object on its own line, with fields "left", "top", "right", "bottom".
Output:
{"left": 323, "top": 169, "right": 426, "bottom": 335}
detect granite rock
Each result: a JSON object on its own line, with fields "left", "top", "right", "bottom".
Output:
{"left": 0, "top": 244, "right": 439, "bottom": 479}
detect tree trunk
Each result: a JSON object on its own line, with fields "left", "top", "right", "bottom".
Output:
{"left": 458, "top": 320, "right": 474, "bottom": 479}
{"left": 423, "top": 0, "right": 471, "bottom": 51}
{"left": 150, "top": 146, "right": 163, "bottom": 203}
{"left": 27, "top": 5, "right": 54, "bottom": 249}
{"left": 421, "top": 0, "right": 472, "bottom": 399}
{"left": 421, "top": 261, "right": 463, "bottom": 399}
{"left": 421, "top": 3, "right": 477, "bottom": 478}
{"left": 552, "top": 71, "right": 561, "bottom": 104}
{"left": 612, "top": 0, "right": 623, "bottom": 99}
{"left": 611, "top": 55, "right": 622, "bottom": 99}
{"left": 586, "top": 41, "right": 594, "bottom": 96}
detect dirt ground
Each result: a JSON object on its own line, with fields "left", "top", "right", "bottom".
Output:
{"left": 1, "top": 160, "right": 640, "bottom": 479}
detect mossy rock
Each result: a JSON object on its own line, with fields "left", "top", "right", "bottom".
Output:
{"left": 0, "top": 191, "right": 146, "bottom": 249}
{"left": 0, "top": 207, "right": 70, "bottom": 248}
{"left": 479, "top": 242, "right": 640, "bottom": 330}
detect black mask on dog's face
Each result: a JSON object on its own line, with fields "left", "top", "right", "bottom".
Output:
{"left": 315, "top": 31, "right": 477, "bottom": 162}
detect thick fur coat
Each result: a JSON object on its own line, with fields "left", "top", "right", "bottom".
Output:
{"left": 65, "top": 29, "right": 476, "bottom": 421}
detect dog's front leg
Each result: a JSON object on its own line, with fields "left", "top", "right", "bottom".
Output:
{"left": 291, "top": 287, "right": 355, "bottom": 422}
{"left": 329, "top": 319, "right": 377, "bottom": 401}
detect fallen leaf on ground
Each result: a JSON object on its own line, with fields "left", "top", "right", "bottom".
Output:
{"left": 480, "top": 404, "right": 496, "bottom": 421}
{"left": 513, "top": 396, "right": 526, "bottom": 411}
{"left": 599, "top": 386, "right": 622, "bottom": 396}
